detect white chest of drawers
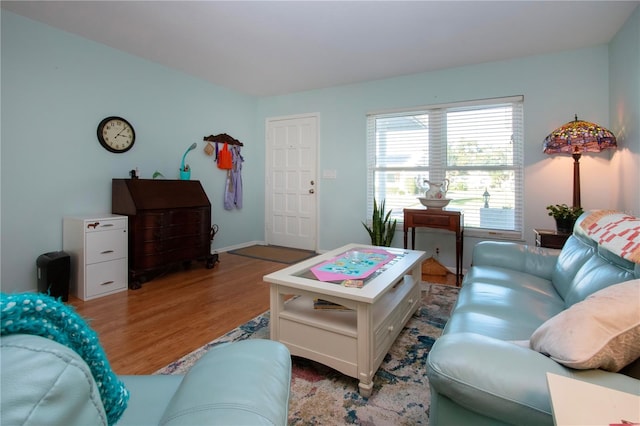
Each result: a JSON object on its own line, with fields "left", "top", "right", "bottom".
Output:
{"left": 63, "top": 214, "right": 128, "bottom": 301}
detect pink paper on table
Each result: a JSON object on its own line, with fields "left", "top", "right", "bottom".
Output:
{"left": 311, "top": 248, "right": 395, "bottom": 282}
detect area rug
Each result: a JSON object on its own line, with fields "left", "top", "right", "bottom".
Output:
{"left": 228, "top": 244, "right": 318, "bottom": 264}
{"left": 155, "top": 282, "right": 459, "bottom": 425}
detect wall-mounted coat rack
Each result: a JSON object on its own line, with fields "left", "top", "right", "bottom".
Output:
{"left": 203, "top": 133, "right": 244, "bottom": 146}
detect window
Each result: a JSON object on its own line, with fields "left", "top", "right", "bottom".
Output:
{"left": 366, "top": 96, "right": 524, "bottom": 238}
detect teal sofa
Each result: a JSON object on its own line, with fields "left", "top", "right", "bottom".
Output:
{"left": 427, "top": 210, "right": 640, "bottom": 425}
{"left": 1, "top": 335, "right": 291, "bottom": 425}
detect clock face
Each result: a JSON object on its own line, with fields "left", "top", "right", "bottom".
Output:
{"left": 97, "top": 116, "right": 135, "bottom": 153}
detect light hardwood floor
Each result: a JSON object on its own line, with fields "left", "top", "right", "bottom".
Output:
{"left": 69, "top": 253, "right": 284, "bottom": 374}
{"left": 69, "top": 252, "right": 456, "bottom": 375}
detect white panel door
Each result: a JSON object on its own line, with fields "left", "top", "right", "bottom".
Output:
{"left": 265, "top": 114, "right": 318, "bottom": 250}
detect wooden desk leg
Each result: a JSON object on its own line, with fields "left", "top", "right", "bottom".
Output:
{"left": 461, "top": 231, "right": 464, "bottom": 284}
{"left": 411, "top": 227, "right": 416, "bottom": 250}
{"left": 403, "top": 227, "right": 408, "bottom": 249}
{"left": 455, "top": 231, "right": 463, "bottom": 286}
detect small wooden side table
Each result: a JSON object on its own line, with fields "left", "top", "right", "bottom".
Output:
{"left": 403, "top": 209, "right": 464, "bottom": 286}
{"left": 534, "top": 229, "right": 570, "bottom": 249}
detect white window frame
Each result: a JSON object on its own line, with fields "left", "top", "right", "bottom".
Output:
{"left": 366, "top": 95, "right": 524, "bottom": 240}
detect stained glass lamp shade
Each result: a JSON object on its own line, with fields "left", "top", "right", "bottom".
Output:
{"left": 543, "top": 115, "right": 617, "bottom": 208}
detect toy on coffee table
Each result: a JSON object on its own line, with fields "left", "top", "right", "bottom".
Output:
{"left": 311, "top": 248, "right": 395, "bottom": 282}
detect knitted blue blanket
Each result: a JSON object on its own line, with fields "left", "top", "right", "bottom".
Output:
{"left": 1, "top": 293, "right": 129, "bottom": 425}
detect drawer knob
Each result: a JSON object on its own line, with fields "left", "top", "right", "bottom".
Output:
{"left": 388, "top": 325, "right": 394, "bottom": 332}
{"left": 100, "top": 281, "right": 115, "bottom": 286}
{"left": 101, "top": 250, "right": 115, "bottom": 254}
{"left": 407, "top": 298, "right": 414, "bottom": 304}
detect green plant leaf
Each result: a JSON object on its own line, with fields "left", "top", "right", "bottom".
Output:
{"left": 365, "top": 198, "right": 397, "bottom": 247}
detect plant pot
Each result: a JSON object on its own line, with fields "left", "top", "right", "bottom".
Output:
{"left": 555, "top": 218, "right": 575, "bottom": 234}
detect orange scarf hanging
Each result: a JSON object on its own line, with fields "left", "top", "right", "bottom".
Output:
{"left": 217, "top": 143, "right": 233, "bottom": 169}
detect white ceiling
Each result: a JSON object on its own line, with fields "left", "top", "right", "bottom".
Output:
{"left": 3, "top": 1, "right": 638, "bottom": 97}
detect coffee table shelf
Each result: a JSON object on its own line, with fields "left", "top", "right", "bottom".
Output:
{"left": 280, "top": 297, "right": 357, "bottom": 336}
{"left": 264, "top": 244, "right": 427, "bottom": 396}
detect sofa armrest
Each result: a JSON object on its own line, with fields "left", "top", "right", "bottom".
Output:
{"left": 1, "top": 334, "right": 108, "bottom": 426}
{"left": 427, "top": 333, "right": 640, "bottom": 426}
{"left": 160, "top": 339, "right": 291, "bottom": 426}
{"left": 471, "top": 241, "right": 559, "bottom": 280}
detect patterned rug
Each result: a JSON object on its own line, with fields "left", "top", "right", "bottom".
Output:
{"left": 155, "top": 282, "right": 459, "bottom": 425}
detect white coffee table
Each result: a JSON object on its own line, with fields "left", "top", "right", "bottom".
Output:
{"left": 263, "top": 243, "right": 427, "bottom": 396}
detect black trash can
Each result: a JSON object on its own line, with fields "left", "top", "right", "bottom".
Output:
{"left": 37, "top": 251, "right": 70, "bottom": 302}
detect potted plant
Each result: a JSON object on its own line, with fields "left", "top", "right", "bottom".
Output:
{"left": 362, "top": 198, "right": 397, "bottom": 247}
{"left": 546, "top": 204, "right": 584, "bottom": 234}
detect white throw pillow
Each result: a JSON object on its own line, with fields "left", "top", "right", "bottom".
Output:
{"left": 530, "top": 279, "right": 640, "bottom": 372}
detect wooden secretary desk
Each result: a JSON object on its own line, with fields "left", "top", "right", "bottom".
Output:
{"left": 112, "top": 179, "right": 215, "bottom": 289}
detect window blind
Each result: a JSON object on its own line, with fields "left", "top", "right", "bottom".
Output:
{"left": 366, "top": 96, "right": 524, "bottom": 238}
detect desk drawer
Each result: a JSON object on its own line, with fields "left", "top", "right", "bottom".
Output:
{"left": 412, "top": 215, "right": 452, "bottom": 227}
{"left": 86, "top": 229, "right": 127, "bottom": 264}
{"left": 373, "top": 282, "right": 419, "bottom": 361}
{"left": 85, "top": 218, "right": 126, "bottom": 232}
{"left": 85, "top": 259, "right": 127, "bottom": 299}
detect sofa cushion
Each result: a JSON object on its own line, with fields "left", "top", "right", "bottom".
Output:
{"left": 552, "top": 213, "right": 639, "bottom": 304}
{"left": 530, "top": 279, "right": 640, "bottom": 372}
{"left": 427, "top": 332, "right": 559, "bottom": 426}
{"left": 461, "top": 266, "right": 560, "bottom": 299}
{"left": 550, "top": 233, "right": 595, "bottom": 299}
{"left": 469, "top": 240, "right": 560, "bottom": 281}
{"left": 563, "top": 255, "right": 636, "bottom": 307}
{"left": 447, "top": 269, "right": 565, "bottom": 340}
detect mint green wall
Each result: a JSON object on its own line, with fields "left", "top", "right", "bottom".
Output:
{"left": 1, "top": 11, "right": 261, "bottom": 292}
{"left": 2, "top": 8, "right": 638, "bottom": 293}
{"left": 257, "top": 46, "right": 615, "bottom": 264}
{"left": 610, "top": 6, "right": 640, "bottom": 214}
